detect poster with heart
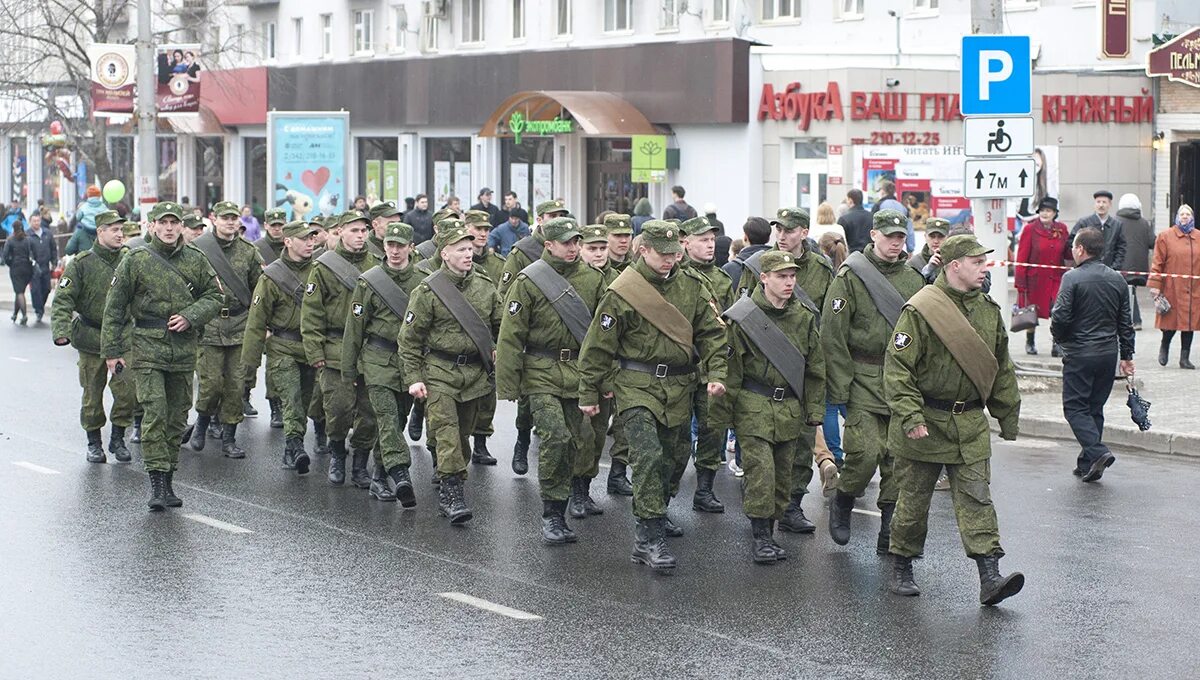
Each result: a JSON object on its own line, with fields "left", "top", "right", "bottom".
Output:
{"left": 268, "top": 112, "right": 349, "bottom": 221}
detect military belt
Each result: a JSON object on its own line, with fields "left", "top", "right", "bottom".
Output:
{"left": 742, "top": 379, "right": 796, "bottom": 402}
{"left": 366, "top": 334, "right": 399, "bottom": 352}
{"left": 426, "top": 348, "right": 483, "bottom": 366}
{"left": 851, "top": 351, "right": 885, "bottom": 366}
{"left": 76, "top": 315, "right": 102, "bottom": 329}
{"left": 618, "top": 357, "right": 696, "bottom": 378}
{"left": 923, "top": 397, "right": 983, "bottom": 415}
{"left": 135, "top": 317, "right": 169, "bottom": 329}
{"left": 325, "top": 328, "right": 344, "bottom": 339}
{"left": 270, "top": 327, "right": 301, "bottom": 342}
{"left": 527, "top": 346, "right": 577, "bottom": 362}
{"left": 218, "top": 304, "right": 247, "bottom": 318}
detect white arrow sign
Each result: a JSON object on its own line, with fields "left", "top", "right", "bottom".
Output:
{"left": 964, "top": 158, "right": 1037, "bottom": 199}
{"left": 963, "top": 116, "right": 1034, "bottom": 157}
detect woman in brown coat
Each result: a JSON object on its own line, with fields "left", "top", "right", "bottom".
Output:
{"left": 1149, "top": 204, "right": 1200, "bottom": 369}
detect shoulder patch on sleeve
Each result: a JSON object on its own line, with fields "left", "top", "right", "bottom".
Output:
{"left": 252, "top": 293, "right": 260, "bottom": 306}
{"left": 58, "top": 277, "right": 71, "bottom": 289}
{"left": 305, "top": 282, "right": 316, "bottom": 296}
{"left": 892, "top": 331, "right": 912, "bottom": 351}
{"left": 831, "top": 298, "right": 847, "bottom": 313}
{"left": 404, "top": 310, "right": 415, "bottom": 324}
{"left": 599, "top": 313, "right": 616, "bottom": 332}
{"left": 507, "top": 300, "right": 522, "bottom": 316}
{"left": 501, "top": 270, "right": 513, "bottom": 284}
{"left": 352, "top": 303, "right": 364, "bottom": 317}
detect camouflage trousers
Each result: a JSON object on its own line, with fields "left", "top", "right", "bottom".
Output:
{"left": 368, "top": 384, "right": 414, "bottom": 472}
{"left": 308, "top": 376, "right": 325, "bottom": 423}
{"left": 246, "top": 353, "right": 279, "bottom": 400}
{"left": 515, "top": 394, "right": 532, "bottom": 432}
{"left": 77, "top": 350, "right": 136, "bottom": 431}
{"left": 530, "top": 393, "right": 583, "bottom": 501}
{"left": 836, "top": 407, "right": 897, "bottom": 508}
{"left": 622, "top": 406, "right": 691, "bottom": 520}
{"left": 573, "top": 397, "right": 613, "bottom": 480}
{"left": 690, "top": 385, "right": 722, "bottom": 473}
{"left": 741, "top": 435, "right": 798, "bottom": 520}
{"left": 318, "top": 367, "right": 377, "bottom": 450}
{"left": 267, "top": 355, "right": 315, "bottom": 440}
{"left": 427, "top": 387, "right": 483, "bottom": 479}
{"left": 605, "top": 401, "right": 632, "bottom": 467}
{"left": 195, "top": 345, "right": 245, "bottom": 425}
{"left": 889, "top": 457, "right": 1003, "bottom": 559}
{"left": 472, "top": 389, "right": 497, "bottom": 437}
{"left": 133, "top": 368, "right": 192, "bottom": 473}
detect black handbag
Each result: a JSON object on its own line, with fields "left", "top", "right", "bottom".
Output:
{"left": 1010, "top": 304, "right": 1038, "bottom": 333}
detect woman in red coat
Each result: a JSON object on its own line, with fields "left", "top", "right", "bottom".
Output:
{"left": 1149, "top": 204, "right": 1200, "bottom": 369}
{"left": 1016, "top": 197, "right": 1070, "bottom": 355}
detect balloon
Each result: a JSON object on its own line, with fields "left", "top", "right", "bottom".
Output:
{"left": 49, "top": 120, "right": 63, "bottom": 135}
{"left": 102, "top": 179, "right": 126, "bottom": 204}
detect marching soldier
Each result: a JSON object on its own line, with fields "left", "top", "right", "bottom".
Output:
{"left": 720, "top": 250, "right": 825, "bottom": 563}
{"left": 52, "top": 210, "right": 137, "bottom": 463}
{"left": 605, "top": 213, "right": 635, "bottom": 272}
{"left": 242, "top": 220, "right": 321, "bottom": 476}
{"left": 822, "top": 209, "right": 927, "bottom": 552}
{"left": 124, "top": 220, "right": 148, "bottom": 250}
{"left": 188, "top": 201, "right": 264, "bottom": 459}
{"left": 883, "top": 234, "right": 1024, "bottom": 606}
{"left": 578, "top": 221, "right": 728, "bottom": 571}
{"left": 400, "top": 220, "right": 502, "bottom": 525}
{"left": 405, "top": 208, "right": 457, "bottom": 453}
{"left": 465, "top": 209, "right": 505, "bottom": 466}
{"left": 182, "top": 214, "right": 206, "bottom": 243}
{"left": 249, "top": 208, "right": 288, "bottom": 423}
{"left": 597, "top": 212, "right": 637, "bottom": 495}
{"left": 301, "top": 209, "right": 380, "bottom": 488}
{"left": 497, "top": 217, "right": 607, "bottom": 542}
{"left": 367, "top": 201, "right": 402, "bottom": 259}
{"left": 342, "top": 222, "right": 423, "bottom": 507}
{"left": 101, "top": 201, "right": 222, "bottom": 510}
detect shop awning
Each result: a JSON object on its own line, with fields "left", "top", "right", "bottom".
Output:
{"left": 479, "top": 91, "right": 660, "bottom": 138}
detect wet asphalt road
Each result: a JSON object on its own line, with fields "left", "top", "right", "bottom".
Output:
{"left": 1, "top": 324, "right": 1198, "bottom": 680}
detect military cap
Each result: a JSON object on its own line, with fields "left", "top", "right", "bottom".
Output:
{"left": 122, "top": 221, "right": 142, "bottom": 238}
{"left": 770, "top": 207, "right": 810, "bottom": 231}
{"left": 581, "top": 224, "right": 608, "bottom": 244}
{"left": 149, "top": 201, "right": 184, "bottom": 221}
{"left": 872, "top": 208, "right": 908, "bottom": 235}
{"left": 463, "top": 210, "right": 492, "bottom": 227}
{"left": 603, "top": 213, "right": 633, "bottom": 235}
{"left": 639, "top": 220, "right": 683, "bottom": 255}
{"left": 434, "top": 220, "right": 473, "bottom": 249}
{"left": 924, "top": 217, "right": 951, "bottom": 236}
{"left": 182, "top": 214, "right": 204, "bottom": 230}
{"left": 264, "top": 208, "right": 288, "bottom": 225}
{"left": 282, "top": 220, "right": 319, "bottom": 239}
{"left": 536, "top": 199, "right": 569, "bottom": 218}
{"left": 542, "top": 217, "right": 581, "bottom": 243}
{"left": 938, "top": 234, "right": 993, "bottom": 262}
{"left": 338, "top": 209, "right": 371, "bottom": 227}
{"left": 307, "top": 213, "right": 327, "bottom": 228}
{"left": 369, "top": 201, "right": 402, "bottom": 219}
{"left": 383, "top": 222, "right": 414, "bottom": 245}
{"left": 432, "top": 208, "right": 458, "bottom": 226}
{"left": 681, "top": 215, "right": 718, "bottom": 236}
{"left": 213, "top": 200, "right": 240, "bottom": 217}
{"left": 759, "top": 250, "right": 801, "bottom": 273}
{"left": 95, "top": 210, "right": 123, "bottom": 228}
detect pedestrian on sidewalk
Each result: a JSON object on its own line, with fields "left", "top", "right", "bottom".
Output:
{"left": 1117, "top": 193, "right": 1154, "bottom": 331}
{"left": 1015, "top": 197, "right": 1069, "bottom": 356}
{"left": 26, "top": 213, "right": 57, "bottom": 323}
{"left": 1149, "top": 204, "right": 1200, "bottom": 369}
{"left": 1050, "top": 227, "right": 1135, "bottom": 482}
{"left": 1069, "top": 190, "right": 1126, "bottom": 271}
{"left": 2, "top": 219, "right": 33, "bottom": 324}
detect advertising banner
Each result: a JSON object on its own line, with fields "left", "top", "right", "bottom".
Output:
{"left": 268, "top": 112, "right": 349, "bottom": 221}
{"left": 156, "top": 43, "right": 202, "bottom": 115}
{"left": 88, "top": 43, "right": 136, "bottom": 116}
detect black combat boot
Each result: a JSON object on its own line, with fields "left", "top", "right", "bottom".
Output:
{"left": 890, "top": 554, "right": 920, "bottom": 596}
{"left": 876, "top": 502, "right": 896, "bottom": 555}
{"left": 146, "top": 471, "right": 168, "bottom": 511}
{"left": 567, "top": 477, "right": 587, "bottom": 519}
{"left": 163, "top": 471, "right": 183, "bottom": 508}
{"left": 579, "top": 477, "right": 603, "bottom": 515}
{"left": 692, "top": 468, "right": 725, "bottom": 513}
{"left": 829, "top": 490, "right": 855, "bottom": 546}
{"left": 388, "top": 466, "right": 417, "bottom": 508}
{"left": 511, "top": 428, "right": 531, "bottom": 475}
{"left": 109, "top": 425, "right": 132, "bottom": 463}
{"left": 312, "top": 419, "right": 330, "bottom": 455}
{"left": 206, "top": 418, "right": 223, "bottom": 440}
{"left": 751, "top": 518, "right": 778, "bottom": 564}
{"left": 283, "top": 436, "right": 310, "bottom": 474}
{"left": 242, "top": 387, "right": 258, "bottom": 416}
{"left": 269, "top": 398, "right": 283, "bottom": 428}
{"left": 975, "top": 555, "right": 1025, "bottom": 606}
{"left": 131, "top": 415, "right": 143, "bottom": 443}
{"left": 438, "top": 475, "right": 473, "bottom": 525}
{"left": 370, "top": 463, "right": 396, "bottom": 502}
{"left": 607, "top": 460, "right": 634, "bottom": 496}
{"left": 407, "top": 401, "right": 425, "bottom": 440}
{"left": 180, "top": 422, "right": 194, "bottom": 446}
{"left": 631, "top": 518, "right": 677, "bottom": 571}
{"left": 189, "top": 413, "right": 210, "bottom": 451}
{"left": 86, "top": 430, "right": 106, "bottom": 463}
{"left": 328, "top": 440, "right": 347, "bottom": 485}
{"left": 767, "top": 520, "right": 787, "bottom": 560}
{"left": 350, "top": 449, "right": 372, "bottom": 488}
{"left": 779, "top": 492, "right": 816, "bottom": 533}
{"left": 541, "top": 500, "right": 575, "bottom": 545}
{"left": 221, "top": 423, "right": 246, "bottom": 459}
{"left": 471, "top": 434, "right": 497, "bottom": 465}
{"left": 663, "top": 514, "right": 684, "bottom": 537}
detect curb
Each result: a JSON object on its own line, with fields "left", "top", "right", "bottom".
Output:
{"left": 992, "top": 417, "right": 1198, "bottom": 458}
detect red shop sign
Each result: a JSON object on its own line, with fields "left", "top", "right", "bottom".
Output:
{"left": 1147, "top": 28, "right": 1200, "bottom": 88}
{"left": 1101, "top": 0, "right": 1131, "bottom": 59}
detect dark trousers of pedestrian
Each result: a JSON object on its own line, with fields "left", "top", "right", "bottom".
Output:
{"left": 1062, "top": 352, "right": 1116, "bottom": 471}
{"left": 29, "top": 268, "right": 51, "bottom": 317}
{"left": 1128, "top": 285, "right": 1142, "bottom": 327}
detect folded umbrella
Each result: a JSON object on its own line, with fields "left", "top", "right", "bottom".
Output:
{"left": 1126, "top": 378, "right": 1151, "bottom": 431}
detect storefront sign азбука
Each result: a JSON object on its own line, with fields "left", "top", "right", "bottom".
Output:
{"left": 508, "top": 111, "right": 574, "bottom": 145}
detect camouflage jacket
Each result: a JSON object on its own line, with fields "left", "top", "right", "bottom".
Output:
{"left": 497, "top": 235, "right": 542, "bottom": 296}
{"left": 342, "top": 261, "right": 423, "bottom": 390}
{"left": 51, "top": 242, "right": 126, "bottom": 354}
{"left": 242, "top": 253, "right": 313, "bottom": 370}
{"left": 300, "top": 243, "right": 378, "bottom": 370}
{"left": 197, "top": 234, "right": 263, "bottom": 346}
{"left": 736, "top": 245, "right": 833, "bottom": 310}
{"left": 473, "top": 250, "right": 506, "bottom": 286}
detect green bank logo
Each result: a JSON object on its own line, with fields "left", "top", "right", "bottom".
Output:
{"left": 509, "top": 111, "right": 573, "bottom": 144}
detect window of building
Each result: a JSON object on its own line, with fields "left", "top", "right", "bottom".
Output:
{"left": 912, "top": 0, "right": 938, "bottom": 11}
{"left": 604, "top": 0, "right": 632, "bottom": 32}
{"left": 354, "top": 10, "right": 375, "bottom": 54}
{"left": 501, "top": 137, "right": 554, "bottom": 220}
{"left": 586, "top": 139, "right": 647, "bottom": 222}
{"left": 761, "top": 0, "right": 799, "bottom": 21}
{"left": 157, "top": 136, "right": 178, "bottom": 203}
{"left": 358, "top": 137, "right": 400, "bottom": 201}
{"left": 391, "top": 5, "right": 407, "bottom": 52}
{"left": 262, "top": 21, "right": 276, "bottom": 60}
{"left": 292, "top": 17, "right": 303, "bottom": 57}
{"left": 461, "top": 0, "right": 484, "bottom": 44}
{"left": 320, "top": 14, "right": 333, "bottom": 58}
{"left": 424, "top": 138, "right": 471, "bottom": 208}
{"left": 421, "top": 14, "right": 440, "bottom": 52}
{"left": 41, "top": 151, "right": 62, "bottom": 214}
{"left": 234, "top": 24, "right": 245, "bottom": 54}
{"left": 710, "top": 0, "right": 730, "bottom": 23}
{"left": 511, "top": 0, "right": 525, "bottom": 40}
{"left": 244, "top": 137, "right": 267, "bottom": 215}
{"left": 838, "top": 0, "right": 863, "bottom": 19}
{"left": 556, "top": 0, "right": 572, "bottom": 36}
{"left": 195, "top": 137, "right": 224, "bottom": 212}
{"left": 659, "top": 0, "right": 679, "bottom": 30}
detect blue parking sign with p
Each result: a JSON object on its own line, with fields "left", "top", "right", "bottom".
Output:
{"left": 961, "top": 36, "right": 1031, "bottom": 116}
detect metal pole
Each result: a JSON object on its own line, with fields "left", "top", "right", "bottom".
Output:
{"left": 135, "top": 0, "right": 158, "bottom": 210}
{"left": 970, "top": 0, "right": 1011, "bottom": 314}
{"left": 971, "top": 0, "right": 1003, "bottom": 35}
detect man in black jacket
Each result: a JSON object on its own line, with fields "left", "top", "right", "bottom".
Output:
{"left": 1050, "top": 227, "right": 1135, "bottom": 483}
{"left": 26, "top": 213, "right": 58, "bottom": 323}
{"left": 1068, "top": 190, "right": 1126, "bottom": 270}
{"left": 837, "top": 189, "right": 874, "bottom": 252}
{"left": 721, "top": 216, "right": 772, "bottom": 285}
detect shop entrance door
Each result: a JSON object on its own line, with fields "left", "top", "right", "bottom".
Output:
{"left": 792, "top": 159, "right": 828, "bottom": 211}
{"left": 586, "top": 139, "right": 647, "bottom": 222}
{"left": 1172, "top": 140, "right": 1200, "bottom": 217}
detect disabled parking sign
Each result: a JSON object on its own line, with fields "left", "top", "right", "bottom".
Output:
{"left": 961, "top": 36, "right": 1031, "bottom": 116}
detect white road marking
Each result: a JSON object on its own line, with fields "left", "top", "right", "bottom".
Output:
{"left": 183, "top": 513, "right": 253, "bottom": 534}
{"left": 438, "top": 592, "right": 543, "bottom": 621}
{"left": 9, "top": 356, "right": 29, "bottom": 363}
{"left": 11, "top": 461, "right": 60, "bottom": 475}
{"left": 852, "top": 508, "right": 882, "bottom": 518}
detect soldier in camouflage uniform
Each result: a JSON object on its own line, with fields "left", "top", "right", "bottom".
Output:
{"left": 464, "top": 209, "right": 505, "bottom": 466}
{"left": 248, "top": 208, "right": 289, "bottom": 424}
{"left": 822, "top": 209, "right": 927, "bottom": 551}
{"left": 883, "top": 234, "right": 1024, "bottom": 606}
{"left": 242, "top": 220, "right": 320, "bottom": 476}
{"left": 301, "top": 209, "right": 380, "bottom": 488}
{"left": 400, "top": 220, "right": 502, "bottom": 525}
{"left": 405, "top": 208, "right": 456, "bottom": 458}
{"left": 597, "top": 212, "right": 636, "bottom": 495}
{"left": 52, "top": 210, "right": 137, "bottom": 463}
{"left": 605, "top": 213, "right": 635, "bottom": 272}
{"left": 189, "top": 201, "right": 264, "bottom": 459}
{"left": 578, "top": 221, "right": 728, "bottom": 571}
{"left": 342, "top": 222, "right": 423, "bottom": 507}
{"left": 123, "top": 220, "right": 148, "bottom": 250}
{"left": 367, "top": 201, "right": 401, "bottom": 260}
{"left": 498, "top": 217, "right": 607, "bottom": 542}
{"left": 102, "top": 201, "right": 223, "bottom": 510}
{"left": 182, "top": 214, "right": 206, "bottom": 243}
{"left": 304, "top": 214, "right": 332, "bottom": 452}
